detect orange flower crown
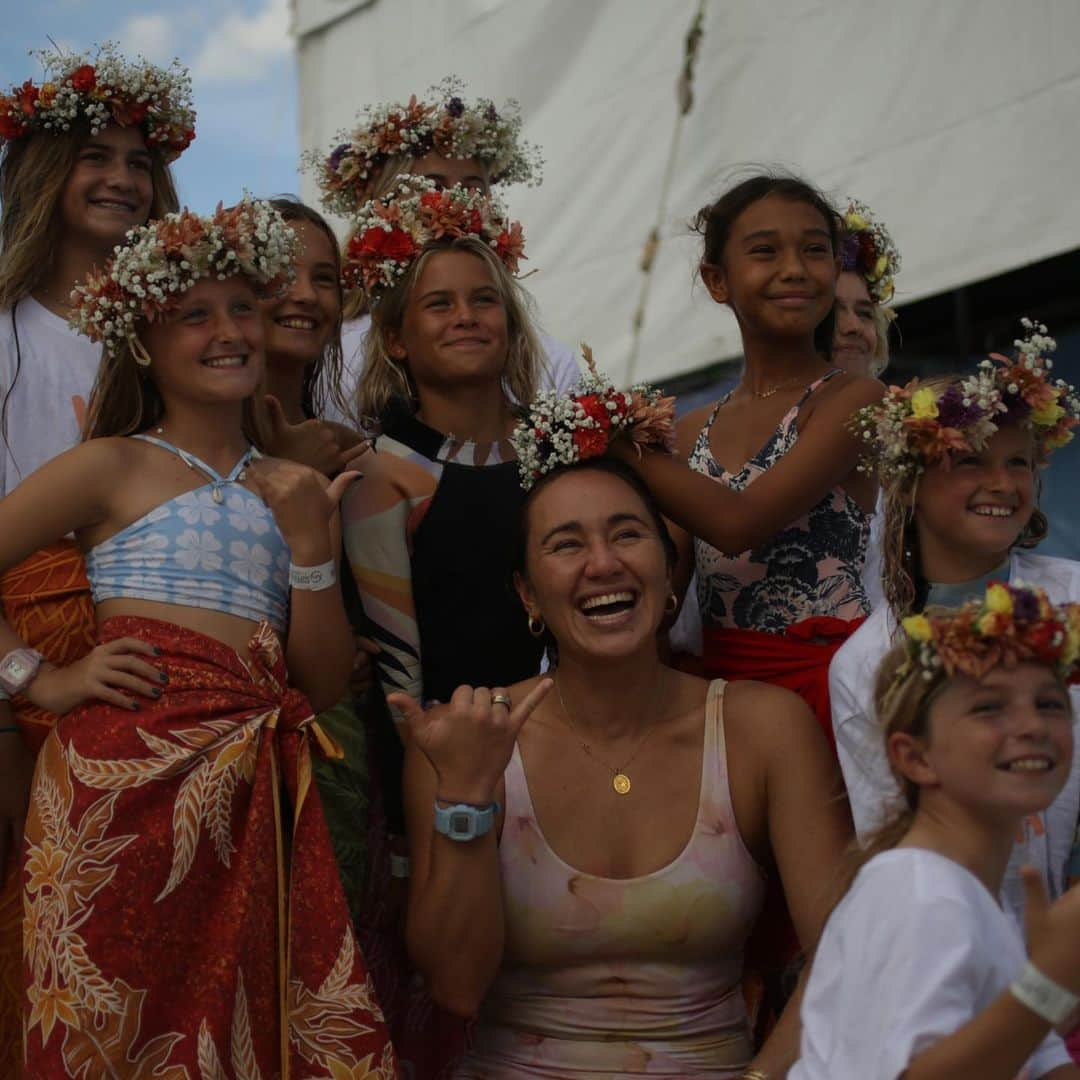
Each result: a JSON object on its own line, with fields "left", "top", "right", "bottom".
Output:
{"left": 851, "top": 319, "right": 1079, "bottom": 478}
{"left": 0, "top": 42, "right": 196, "bottom": 162}
{"left": 897, "top": 583, "right": 1080, "bottom": 688}
{"left": 341, "top": 177, "right": 525, "bottom": 304}
{"left": 70, "top": 197, "right": 298, "bottom": 360}
{"left": 511, "top": 346, "right": 676, "bottom": 490}
{"left": 304, "top": 76, "right": 543, "bottom": 217}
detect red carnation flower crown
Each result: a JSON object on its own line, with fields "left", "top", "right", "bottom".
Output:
{"left": 341, "top": 177, "right": 525, "bottom": 304}
{"left": 511, "top": 346, "right": 677, "bottom": 490}
{"left": 0, "top": 42, "right": 196, "bottom": 162}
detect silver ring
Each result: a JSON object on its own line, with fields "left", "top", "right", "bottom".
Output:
{"left": 491, "top": 693, "right": 512, "bottom": 709}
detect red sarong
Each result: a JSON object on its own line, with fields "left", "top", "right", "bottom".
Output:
{"left": 22, "top": 615, "right": 397, "bottom": 1078}
{"left": 0, "top": 538, "right": 96, "bottom": 749}
{"left": 701, "top": 615, "right": 865, "bottom": 750}
{"left": 0, "top": 540, "right": 96, "bottom": 1077}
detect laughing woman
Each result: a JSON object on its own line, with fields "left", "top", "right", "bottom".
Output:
{"left": 396, "top": 458, "right": 852, "bottom": 1078}
{"left": 0, "top": 199, "right": 393, "bottom": 1077}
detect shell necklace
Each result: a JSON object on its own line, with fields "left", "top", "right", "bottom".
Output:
{"left": 555, "top": 672, "right": 666, "bottom": 796}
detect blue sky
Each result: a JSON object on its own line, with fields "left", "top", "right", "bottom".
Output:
{"left": 2, "top": 0, "right": 301, "bottom": 213}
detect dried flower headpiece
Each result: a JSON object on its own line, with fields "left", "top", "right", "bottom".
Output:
{"left": 839, "top": 199, "right": 901, "bottom": 305}
{"left": 896, "top": 583, "right": 1080, "bottom": 688}
{"left": 341, "top": 177, "right": 525, "bottom": 304}
{"left": 850, "top": 318, "right": 1079, "bottom": 478}
{"left": 70, "top": 196, "right": 298, "bottom": 363}
{"left": 983, "top": 318, "right": 1080, "bottom": 454}
{"left": 511, "top": 346, "right": 676, "bottom": 490}
{"left": 305, "top": 76, "right": 544, "bottom": 217}
{"left": 0, "top": 42, "right": 196, "bottom": 161}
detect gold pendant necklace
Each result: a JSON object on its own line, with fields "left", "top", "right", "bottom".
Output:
{"left": 556, "top": 673, "right": 665, "bottom": 796}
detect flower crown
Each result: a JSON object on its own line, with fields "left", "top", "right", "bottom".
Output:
{"left": 511, "top": 346, "right": 677, "bottom": 490}
{"left": 839, "top": 199, "right": 901, "bottom": 305}
{"left": 305, "top": 76, "right": 543, "bottom": 217}
{"left": 897, "top": 582, "right": 1080, "bottom": 687}
{"left": 341, "top": 177, "right": 525, "bottom": 303}
{"left": 70, "top": 196, "right": 298, "bottom": 361}
{"left": 850, "top": 318, "right": 1079, "bottom": 478}
{"left": 0, "top": 42, "right": 196, "bottom": 162}
{"left": 984, "top": 319, "right": 1080, "bottom": 454}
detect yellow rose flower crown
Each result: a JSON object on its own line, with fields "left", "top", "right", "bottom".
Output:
{"left": 897, "top": 582, "right": 1080, "bottom": 687}
{"left": 850, "top": 319, "right": 1080, "bottom": 479}
{"left": 839, "top": 199, "right": 901, "bottom": 305}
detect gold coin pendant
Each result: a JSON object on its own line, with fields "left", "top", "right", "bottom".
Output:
{"left": 612, "top": 773, "right": 631, "bottom": 796}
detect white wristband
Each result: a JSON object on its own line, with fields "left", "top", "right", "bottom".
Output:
{"left": 288, "top": 559, "right": 337, "bottom": 591}
{"left": 1010, "top": 961, "right": 1080, "bottom": 1026}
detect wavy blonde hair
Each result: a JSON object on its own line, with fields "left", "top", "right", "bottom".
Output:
{"left": 341, "top": 153, "right": 492, "bottom": 320}
{"left": 0, "top": 123, "right": 179, "bottom": 309}
{"left": 879, "top": 375, "right": 1047, "bottom": 618}
{"left": 355, "top": 236, "right": 541, "bottom": 425}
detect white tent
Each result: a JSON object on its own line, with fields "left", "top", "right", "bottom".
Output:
{"left": 294, "top": 0, "right": 1080, "bottom": 387}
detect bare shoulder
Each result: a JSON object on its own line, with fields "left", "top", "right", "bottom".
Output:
{"left": 721, "top": 678, "right": 823, "bottom": 758}
{"left": 675, "top": 401, "right": 715, "bottom": 457}
{"left": 816, "top": 371, "right": 885, "bottom": 411}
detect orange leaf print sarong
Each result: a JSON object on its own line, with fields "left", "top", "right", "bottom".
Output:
{"left": 22, "top": 615, "right": 397, "bottom": 1079}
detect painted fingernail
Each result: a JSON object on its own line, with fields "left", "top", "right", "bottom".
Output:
{"left": 151, "top": 687, "right": 161, "bottom": 698}
{"left": 153, "top": 647, "right": 162, "bottom": 656}
{"left": 159, "top": 672, "right": 169, "bottom": 683}
{"left": 129, "top": 701, "right": 140, "bottom": 711}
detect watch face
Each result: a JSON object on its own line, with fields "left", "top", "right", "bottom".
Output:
{"left": 449, "top": 812, "right": 473, "bottom": 838}
{"left": 4, "top": 658, "right": 28, "bottom": 680}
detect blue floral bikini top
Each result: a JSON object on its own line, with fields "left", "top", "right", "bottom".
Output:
{"left": 85, "top": 434, "right": 291, "bottom": 631}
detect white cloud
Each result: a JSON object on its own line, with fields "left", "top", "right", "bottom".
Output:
{"left": 191, "top": 0, "right": 293, "bottom": 84}
{"left": 115, "top": 13, "right": 177, "bottom": 64}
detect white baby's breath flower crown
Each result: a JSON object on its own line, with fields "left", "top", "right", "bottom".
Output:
{"left": 70, "top": 196, "right": 299, "bottom": 361}
{"left": 304, "top": 75, "right": 544, "bottom": 218}
{"left": 0, "top": 41, "right": 196, "bottom": 161}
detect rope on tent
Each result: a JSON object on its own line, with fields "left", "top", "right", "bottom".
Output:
{"left": 624, "top": 0, "right": 707, "bottom": 386}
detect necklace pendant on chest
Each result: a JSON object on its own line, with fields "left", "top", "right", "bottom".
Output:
{"left": 212, "top": 486, "right": 224, "bottom": 504}
{"left": 612, "top": 772, "right": 631, "bottom": 796}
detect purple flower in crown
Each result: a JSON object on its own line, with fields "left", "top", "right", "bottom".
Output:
{"left": 838, "top": 232, "right": 860, "bottom": 273}
{"left": 1000, "top": 388, "right": 1033, "bottom": 424}
{"left": 329, "top": 143, "right": 350, "bottom": 170}
{"left": 936, "top": 384, "right": 984, "bottom": 430}
{"left": 446, "top": 96, "right": 465, "bottom": 117}
{"left": 1012, "top": 589, "right": 1041, "bottom": 624}
{"left": 485, "top": 103, "right": 499, "bottom": 122}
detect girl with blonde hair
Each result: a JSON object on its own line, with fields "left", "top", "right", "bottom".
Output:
{"left": 831, "top": 323, "right": 1080, "bottom": 923}
{"left": 794, "top": 584, "right": 1080, "bottom": 1078}
{"left": 0, "top": 196, "right": 393, "bottom": 1076}
{"left": 306, "top": 76, "right": 579, "bottom": 421}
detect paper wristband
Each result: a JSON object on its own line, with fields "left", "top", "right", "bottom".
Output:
{"left": 1010, "top": 961, "right": 1080, "bottom": 1026}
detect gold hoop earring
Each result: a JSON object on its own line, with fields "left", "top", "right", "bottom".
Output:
{"left": 527, "top": 614, "right": 546, "bottom": 638}
{"left": 664, "top": 591, "right": 678, "bottom": 616}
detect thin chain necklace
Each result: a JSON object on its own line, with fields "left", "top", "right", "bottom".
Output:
{"left": 751, "top": 375, "right": 807, "bottom": 400}
{"left": 555, "top": 671, "right": 666, "bottom": 796}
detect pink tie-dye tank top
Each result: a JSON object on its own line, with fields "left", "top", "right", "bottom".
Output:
{"left": 456, "top": 680, "right": 767, "bottom": 1078}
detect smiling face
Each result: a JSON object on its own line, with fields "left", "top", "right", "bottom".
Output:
{"left": 701, "top": 194, "right": 838, "bottom": 340}
{"left": 387, "top": 248, "right": 509, "bottom": 393}
{"left": 832, "top": 271, "right": 878, "bottom": 375}
{"left": 142, "top": 276, "right": 265, "bottom": 409}
{"left": 412, "top": 152, "right": 490, "bottom": 194}
{"left": 57, "top": 124, "right": 154, "bottom": 250}
{"left": 516, "top": 468, "right": 672, "bottom": 665}
{"left": 914, "top": 424, "right": 1036, "bottom": 578}
{"left": 890, "top": 663, "right": 1073, "bottom": 825}
{"left": 261, "top": 219, "right": 341, "bottom": 368}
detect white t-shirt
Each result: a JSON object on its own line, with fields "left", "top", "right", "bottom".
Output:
{"left": 830, "top": 550, "right": 1080, "bottom": 916}
{"left": 325, "top": 314, "right": 582, "bottom": 425}
{"left": 791, "top": 848, "right": 1071, "bottom": 1080}
{"left": 0, "top": 297, "right": 102, "bottom": 497}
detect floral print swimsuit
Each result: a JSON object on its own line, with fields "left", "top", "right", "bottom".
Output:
{"left": 689, "top": 370, "right": 870, "bottom": 634}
